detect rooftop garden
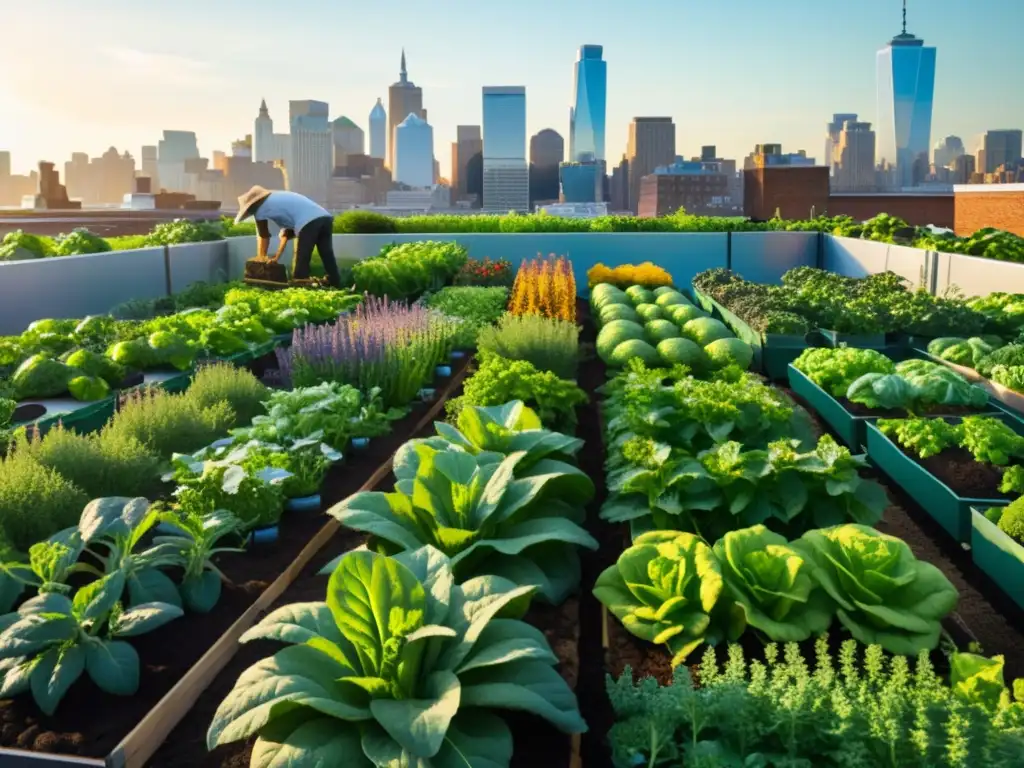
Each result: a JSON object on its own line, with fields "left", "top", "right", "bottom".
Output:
{"left": 0, "top": 240, "right": 1023, "bottom": 767}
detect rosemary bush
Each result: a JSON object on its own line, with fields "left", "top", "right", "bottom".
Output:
{"left": 103, "top": 387, "right": 236, "bottom": 458}
{"left": 607, "top": 637, "right": 1024, "bottom": 768}
{"left": 0, "top": 451, "right": 89, "bottom": 551}
{"left": 477, "top": 313, "right": 581, "bottom": 379}
{"left": 184, "top": 362, "right": 269, "bottom": 426}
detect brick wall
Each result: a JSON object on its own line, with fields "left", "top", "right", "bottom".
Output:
{"left": 827, "top": 194, "right": 954, "bottom": 228}
{"left": 743, "top": 166, "right": 829, "bottom": 220}
{"left": 954, "top": 186, "right": 1024, "bottom": 237}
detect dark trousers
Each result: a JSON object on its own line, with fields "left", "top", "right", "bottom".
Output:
{"left": 295, "top": 216, "right": 342, "bottom": 287}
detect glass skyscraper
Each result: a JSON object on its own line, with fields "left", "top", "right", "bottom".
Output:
{"left": 569, "top": 45, "right": 607, "bottom": 163}
{"left": 482, "top": 86, "right": 528, "bottom": 211}
{"left": 876, "top": 15, "right": 936, "bottom": 190}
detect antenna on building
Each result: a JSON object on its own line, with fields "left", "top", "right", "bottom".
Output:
{"left": 902, "top": 0, "right": 907, "bottom": 35}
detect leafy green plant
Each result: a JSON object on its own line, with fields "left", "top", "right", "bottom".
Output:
{"left": 594, "top": 530, "right": 741, "bottom": 666}
{"left": 152, "top": 508, "right": 246, "bottom": 612}
{"left": 169, "top": 451, "right": 290, "bottom": 529}
{"left": 792, "top": 524, "right": 958, "bottom": 655}
{"left": 977, "top": 344, "right": 1024, "bottom": 377}
{"left": 327, "top": 444, "right": 596, "bottom": 604}
{"left": 959, "top": 415, "right": 1024, "bottom": 465}
{"left": 0, "top": 584, "right": 183, "bottom": 714}
{"left": 477, "top": 313, "right": 581, "bottom": 379}
{"left": 448, "top": 356, "right": 588, "bottom": 433}
{"left": 792, "top": 347, "right": 895, "bottom": 396}
{"left": 606, "top": 637, "right": 1024, "bottom": 768}
{"left": 995, "top": 498, "right": 1024, "bottom": 543}
{"left": 13, "top": 424, "right": 161, "bottom": 500}
{"left": 143, "top": 218, "right": 225, "bottom": 246}
{"left": 425, "top": 286, "right": 508, "bottom": 348}
{"left": 878, "top": 417, "right": 962, "bottom": 459}
{"left": 0, "top": 452, "right": 89, "bottom": 551}
{"left": 102, "top": 386, "right": 236, "bottom": 458}
{"left": 182, "top": 362, "right": 269, "bottom": 426}
{"left": 712, "top": 525, "right": 833, "bottom": 643}
{"left": 352, "top": 240, "right": 468, "bottom": 299}
{"left": 52, "top": 228, "right": 112, "bottom": 256}
{"left": 990, "top": 364, "right": 1024, "bottom": 393}
{"left": 999, "top": 464, "right": 1024, "bottom": 495}
{"left": 206, "top": 546, "right": 587, "bottom": 766}
{"left": 846, "top": 360, "right": 989, "bottom": 413}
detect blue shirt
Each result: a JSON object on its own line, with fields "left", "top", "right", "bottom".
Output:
{"left": 254, "top": 191, "right": 330, "bottom": 234}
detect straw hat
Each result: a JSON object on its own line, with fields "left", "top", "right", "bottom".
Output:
{"left": 235, "top": 185, "right": 272, "bottom": 223}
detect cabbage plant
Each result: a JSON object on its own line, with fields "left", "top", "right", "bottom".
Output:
{"left": 792, "top": 524, "right": 958, "bottom": 655}
{"left": 593, "top": 530, "right": 741, "bottom": 666}
{"left": 207, "top": 546, "right": 587, "bottom": 766}
{"left": 326, "top": 445, "right": 596, "bottom": 604}
{"left": 712, "top": 525, "right": 832, "bottom": 642}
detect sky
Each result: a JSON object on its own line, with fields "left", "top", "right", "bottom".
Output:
{"left": 2, "top": 0, "right": 1022, "bottom": 182}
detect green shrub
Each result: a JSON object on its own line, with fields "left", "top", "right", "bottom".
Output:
{"left": 52, "top": 228, "right": 112, "bottom": 256}
{"left": 14, "top": 423, "right": 161, "bottom": 499}
{"left": 998, "top": 498, "right": 1024, "bottom": 543}
{"left": 184, "top": 362, "right": 268, "bottom": 426}
{"left": 143, "top": 218, "right": 225, "bottom": 246}
{"left": 102, "top": 386, "right": 235, "bottom": 457}
{"left": 352, "top": 241, "right": 468, "bottom": 299}
{"left": 332, "top": 210, "right": 398, "bottom": 234}
{"left": 426, "top": 286, "right": 508, "bottom": 348}
{"left": 477, "top": 313, "right": 580, "bottom": 379}
{"left": 0, "top": 451, "right": 89, "bottom": 550}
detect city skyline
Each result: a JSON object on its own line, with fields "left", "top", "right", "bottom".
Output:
{"left": 2, "top": 0, "right": 1023, "bottom": 183}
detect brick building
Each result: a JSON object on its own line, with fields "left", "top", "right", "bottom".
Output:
{"left": 638, "top": 170, "right": 731, "bottom": 217}
{"left": 954, "top": 184, "right": 1024, "bottom": 237}
{"left": 743, "top": 166, "right": 829, "bottom": 221}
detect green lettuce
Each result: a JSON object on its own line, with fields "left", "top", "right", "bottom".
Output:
{"left": 206, "top": 546, "right": 586, "bottom": 766}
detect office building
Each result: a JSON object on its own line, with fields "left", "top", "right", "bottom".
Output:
{"left": 952, "top": 154, "right": 977, "bottom": 184}
{"left": 332, "top": 117, "right": 365, "bottom": 170}
{"left": 876, "top": 5, "right": 936, "bottom": 188}
{"left": 387, "top": 50, "right": 424, "bottom": 171}
{"left": 560, "top": 155, "right": 603, "bottom": 203}
{"left": 933, "top": 136, "right": 965, "bottom": 169}
{"left": 369, "top": 99, "right": 387, "bottom": 160}
{"left": 289, "top": 100, "right": 332, "bottom": 204}
{"left": 569, "top": 45, "right": 607, "bottom": 163}
{"left": 64, "top": 147, "right": 136, "bottom": 204}
{"left": 638, "top": 160, "right": 730, "bottom": 217}
{"left": 451, "top": 125, "right": 482, "bottom": 205}
{"left": 529, "top": 128, "right": 563, "bottom": 205}
{"left": 826, "top": 114, "right": 859, "bottom": 176}
{"left": 157, "top": 130, "right": 200, "bottom": 193}
{"left": 482, "top": 86, "right": 528, "bottom": 212}
{"left": 833, "top": 121, "right": 877, "bottom": 192}
{"left": 626, "top": 117, "right": 675, "bottom": 212}
{"left": 982, "top": 130, "right": 1023, "bottom": 174}
{"left": 253, "top": 99, "right": 291, "bottom": 166}
{"left": 394, "top": 112, "right": 434, "bottom": 188}
{"left": 746, "top": 144, "right": 816, "bottom": 168}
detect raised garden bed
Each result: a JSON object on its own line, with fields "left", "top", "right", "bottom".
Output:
{"left": 970, "top": 506, "right": 1023, "bottom": 612}
{"left": 864, "top": 414, "right": 1024, "bottom": 544}
{"left": 0, "top": 358, "right": 472, "bottom": 767}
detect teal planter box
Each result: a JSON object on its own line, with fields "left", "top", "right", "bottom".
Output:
{"left": 788, "top": 364, "right": 873, "bottom": 449}
{"left": 865, "top": 421, "right": 1017, "bottom": 544}
{"left": 816, "top": 329, "right": 888, "bottom": 349}
{"left": 970, "top": 506, "right": 1023, "bottom": 611}
{"left": 33, "top": 396, "right": 116, "bottom": 436}
{"left": 691, "top": 286, "right": 808, "bottom": 380}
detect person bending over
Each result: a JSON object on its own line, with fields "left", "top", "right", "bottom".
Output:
{"left": 234, "top": 185, "right": 341, "bottom": 287}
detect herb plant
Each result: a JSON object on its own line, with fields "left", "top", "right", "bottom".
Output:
{"left": 477, "top": 313, "right": 581, "bottom": 379}
{"left": 207, "top": 546, "right": 587, "bottom": 766}
{"left": 425, "top": 286, "right": 508, "bottom": 348}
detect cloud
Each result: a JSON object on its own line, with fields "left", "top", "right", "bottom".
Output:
{"left": 98, "top": 46, "right": 224, "bottom": 88}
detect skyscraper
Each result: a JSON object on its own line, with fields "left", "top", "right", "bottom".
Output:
{"left": 482, "top": 86, "right": 528, "bottom": 212}
{"left": 369, "top": 99, "right": 387, "bottom": 160}
{"left": 289, "top": 100, "right": 332, "bottom": 204}
{"left": 826, "top": 113, "right": 859, "bottom": 176}
{"left": 933, "top": 136, "right": 965, "bottom": 169}
{"left": 157, "top": 130, "right": 200, "bottom": 193}
{"left": 331, "top": 117, "right": 365, "bottom": 170}
{"left": 452, "top": 125, "right": 483, "bottom": 205}
{"left": 876, "top": 2, "right": 936, "bottom": 189}
{"left": 982, "top": 130, "right": 1023, "bottom": 174}
{"left": 253, "top": 100, "right": 290, "bottom": 166}
{"left": 529, "top": 129, "right": 564, "bottom": 205}
{"left": 569, "top": 45, "right": 607, "bottom": 163}
{"left": 387, "top": 50, "right": 424, "bottom": 171}
{"left": 394, "top": 113, "right": 434, "bottom": 188}
{"left": 626, "top": 118, "right": 675, "bottom": 213}
{"left": 833, "top": 120, "right": 877, "bottom": 192}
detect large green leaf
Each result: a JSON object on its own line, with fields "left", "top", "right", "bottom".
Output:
{"left": 85, "top": 639, "right": 139, "bottom": 695}
{"left": 438, "top": 577, "right": 536, "bottom": 672}
{"left": 72, "top": 570, "right": 126, "bottom": 623}
{"left": 327, "top": 551, "right": 426, "bottom": 677}
{"left": 207, "top": 644, "right": 372, "bottom": 749}
{"left": 465, "top": 544, "right": 583, "bottom": 606}
{"left": 370, "top": 669, "right": 461, "bottom": 758}
{"left": 392, "top": 547, "right": 454, "bottom": 627}
{"left": 111, "top": 601, "right": 184, "bottom": 637}
{"left": 128, "top": 567, "right": 183, "bottom": 608}
{"left": 0, "top": 613, "right": 77, "bottom": 660}
{"left": 29, "top": 644, "right": 86, "bottom": 715}
{"left": 360, "top": 710, "right": 515, "bottom": 768}
{"left": 78, "top": 497, "right": 150, "bottom": 542}
{"left": 459, "top": 658, "right": 587, "bottom": 734}
{"left": 241, "top": 602, "right": 349, "bottom": 650}
{"left": 455, "top": 618, "right": 557, "bottom": 674}
{"left": 250, "top": 716, "right": 371, "bottom": 768}
{"left": 327, "top": 492, "right": 430, "bottom": 553}
{"left": 0, "top": 656, "right": 35, "bottom": 698}
{"left": 181, "top": 570, "right": 222, "bottom": 614}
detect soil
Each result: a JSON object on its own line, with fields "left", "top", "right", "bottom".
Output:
{"left": 838, "top": 398, "right": 987, "bottom": 419}
{"left": 242, "top": 260, "right": 287, "bottom": 283}
{"left": 916, "top": 448, "right": 1015, "bottom": 500}
{"left": 0, "top": 356, "right": 471, "bottom": 759}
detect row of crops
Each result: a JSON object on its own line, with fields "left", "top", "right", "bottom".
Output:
{"left": 1, "top": 242, "right": 1023, "bottom": 767}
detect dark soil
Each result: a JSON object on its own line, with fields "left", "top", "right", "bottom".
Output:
{"left": 838, "top": 397, "right": 988, "bottom": 419}
{"left": 917, "top": 448, "right": 1014, "bottom": 500}
{"left": 10, "top": 403, "right": 45, "bottom": 423}
{"left": 0, "top": 357, "right": 470, "bottom": 759}
{"left": 243, "top": 260, "right": 287, "bottom": 283}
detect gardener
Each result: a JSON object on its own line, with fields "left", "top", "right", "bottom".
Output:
{"left": 234, "top": 185, "right": 342, "bottom": 287}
